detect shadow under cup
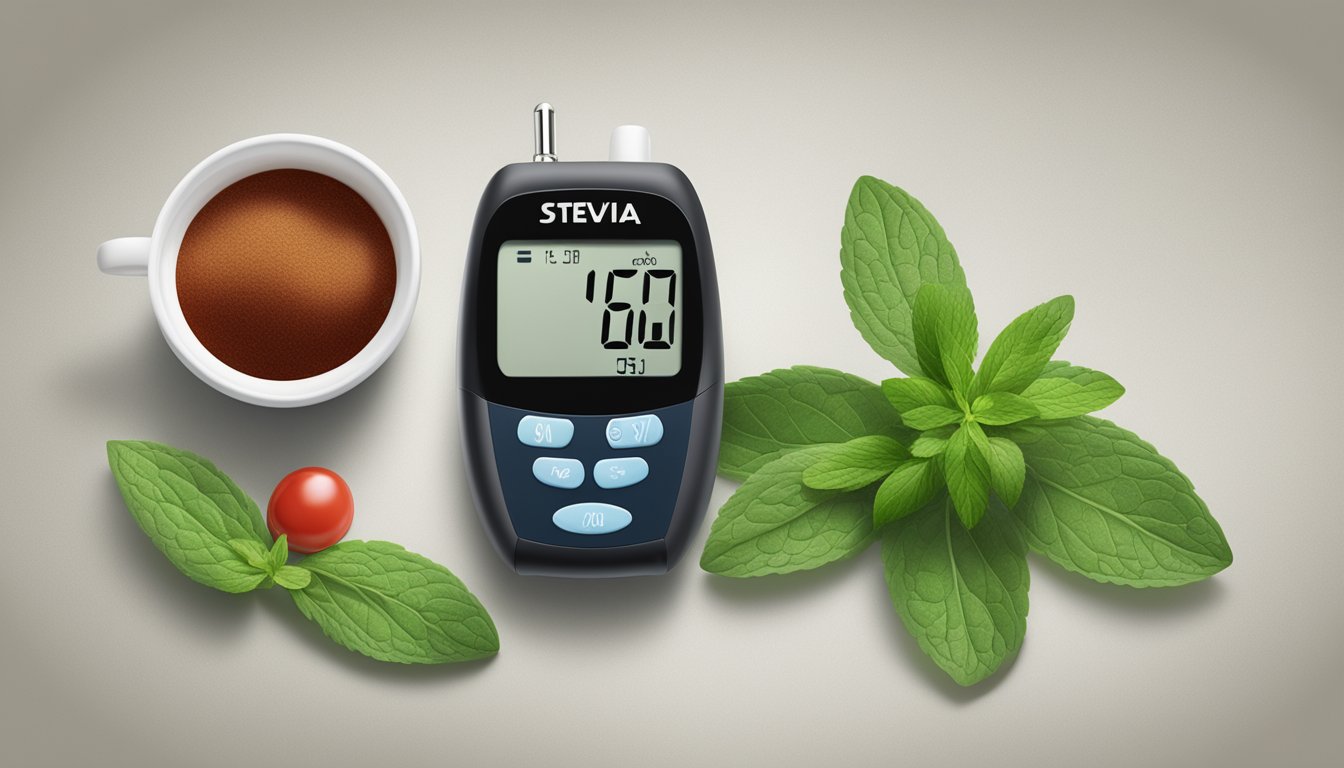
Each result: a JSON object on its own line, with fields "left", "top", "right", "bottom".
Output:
{"left": 145, "top": 135, "right": 420, "bottom": 407}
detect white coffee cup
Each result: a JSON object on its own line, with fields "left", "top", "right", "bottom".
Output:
{"left": 97, "top": 133, "right": 420, "bottom": 407}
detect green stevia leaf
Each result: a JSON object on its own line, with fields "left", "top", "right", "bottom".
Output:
{"left": 803, "top": 436, "right": 910, "bottom": 492}
{"left": 910, "top": 436, "right": 948, "bottom": 458}
{"left": 107, "top": 440, "right": 272, "bottom": 593}
{"left": 882, "top": 498, "right": 1029, "bottom": 686}
{"left": 273, "top": 565, "right": 311, "bottom": 591}
{"left": 719, "top": 366, "right": 912, "bottom": 481}
{"left": 971, "top": 295, "right": 1075, "bottom": 399}
{"left": 943, "top": 424, "right": 991, "bottom": 528}
{"left": 881, "top": 376, "right": 955, "bottom": 413}
{"left": 1020, "top": 360, "right": 1125, "bottom": 419}
{"left": 701, "top": 446, "right": 876, "bottom": 577}
{"left": 983, "top": 437, "right": 1026, "bottom": 508}
{"left": 902, "top": 405, "right": 964, "bottom": 431}
{"left": 911, "top": 284, "right": 978, "bottom": 390}
{"left": 873, "top": 459, "right": 942, "bottom": 526}
{"left": 1003, "top": 417, "right": 1233, "bottom": 586}
{"left": 228, "top": 538, "right": 272, "bottom": 572}
{"left": 971, "top": 392, "right": 1039, "bottom": 426}
{"left": 290, "top": 541, "right": 499, "bottom": 664}
{"left": 840, "top": 176, "right": 968, "bottom": 377}
{"left": 268, "top": 535, "right": 289, "bottom": 572}
{"left": 940, "top": 345, "right": 974, "bottom": 398}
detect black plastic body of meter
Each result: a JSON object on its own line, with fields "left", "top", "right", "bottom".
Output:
{"left": 459, "top": 161, "right": 723, "bottom": 577}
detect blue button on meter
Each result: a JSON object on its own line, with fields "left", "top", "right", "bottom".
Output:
{"left": 516, "top": 415, "right": 574, "bottom": 448}
{"left": 532, "top": 457, "right": 584, "bottom": 489}
{"left": 605, "top": 414, "right": 664, "bottom": 449}
{"left": 552, "top": 503, "right": 632, "bottom": 535}
{"left": 594, "top": 457, "right": 648, "bottom": 489}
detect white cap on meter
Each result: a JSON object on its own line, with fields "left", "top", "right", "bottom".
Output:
{"left": 609, "top": 125, "right": 652, "bottom": 162}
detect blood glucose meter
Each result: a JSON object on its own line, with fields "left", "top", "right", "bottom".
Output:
{"left": 459, "top": 104, "right": 723, "bottom": 576}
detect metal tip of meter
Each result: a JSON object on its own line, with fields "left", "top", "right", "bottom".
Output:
{"left": 533, "top": 102, "right": 557, "bottom": 162}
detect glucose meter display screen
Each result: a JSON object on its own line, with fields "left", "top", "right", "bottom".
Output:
{"left": 497, "top": 240, "right": 683, "bottom": 377}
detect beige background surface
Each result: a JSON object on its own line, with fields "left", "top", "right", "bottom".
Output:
{"left": 2, "top": 1, "right": 1341, "bottom": 765}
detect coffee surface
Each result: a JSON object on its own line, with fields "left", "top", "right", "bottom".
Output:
{"left": 177, "top": 169, "right": 396, "bottom": 381}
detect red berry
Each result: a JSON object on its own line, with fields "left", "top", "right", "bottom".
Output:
{"left": 267, "top": 467, "right": 354, "bottom": 554}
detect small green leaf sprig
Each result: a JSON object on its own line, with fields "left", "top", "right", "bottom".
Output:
{"left": 701, "top": 176, "right": 1232, "bottom": 686}
{"left": 107, "top": 440, "right": 499, "bottom": 665}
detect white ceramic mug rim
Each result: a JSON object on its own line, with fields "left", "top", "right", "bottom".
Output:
{"left": 146, "top": 133, "right": 420, "bottom": 407}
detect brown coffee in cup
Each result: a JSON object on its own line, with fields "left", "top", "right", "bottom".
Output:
{"left": 175, "top": 169, "right": 397, "bottom": 381}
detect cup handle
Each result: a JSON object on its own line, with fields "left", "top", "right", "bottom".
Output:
{"left": 97, "top": 237, "right": 150, "bottom": 276}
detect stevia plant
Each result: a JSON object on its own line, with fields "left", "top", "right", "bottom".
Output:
{"left": 107, "top": 440, "right": 499, "bottom": 665}
{"left": 700, "top": 176, "right": 1232, "bottom": 686}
